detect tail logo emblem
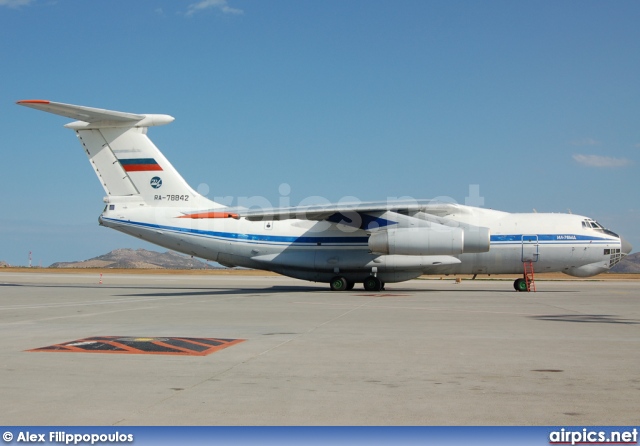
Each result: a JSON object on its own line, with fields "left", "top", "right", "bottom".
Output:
{"left": 150, "top": 177, "right": 163, "bottom": 189}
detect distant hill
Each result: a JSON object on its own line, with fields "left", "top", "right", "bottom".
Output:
{"left": 610, "top": 252, "right": 640, "bottom": 273}
{"left": 50, "top": 248, "right": 217, "bottom": 269}
{"left": 31, "top": 249, "right": 640, "bottom": 272}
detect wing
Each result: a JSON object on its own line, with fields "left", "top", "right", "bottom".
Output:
{"left": 233, "top": 199, "right": 471, "bottom": 222}
{"left": 223, "top": 199, "right": 493, "bottom": 255}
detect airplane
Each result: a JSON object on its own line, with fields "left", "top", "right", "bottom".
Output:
{"left": 17, "top": 100, "right": 632, "bottom": 292}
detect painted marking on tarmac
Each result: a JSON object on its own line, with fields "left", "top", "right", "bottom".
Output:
{"left": 355, "top": 294, "right": 411, "bottom": 297}
{"left": 27, "top": 336, "right": 245, "bottom": 356}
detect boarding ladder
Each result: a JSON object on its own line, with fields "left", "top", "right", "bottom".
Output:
{"left": 523, "top": 261, "right": 536, "bottom": 292}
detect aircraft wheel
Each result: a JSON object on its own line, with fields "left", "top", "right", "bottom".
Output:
{"left": 514, "top": 278, "right": 528, "bottom": 292}
{"left": 345, "top": 280, "right": 355, "bottom": 291}
{"left": 363, "top": 276, "right": 383, "bottom": 292}
{"left": 330, "top": 276, "right": 349, "bottom": 292}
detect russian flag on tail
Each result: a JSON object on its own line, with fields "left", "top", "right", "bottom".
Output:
{"left": 119, "top": 158, "right": 163, "bottom": 172}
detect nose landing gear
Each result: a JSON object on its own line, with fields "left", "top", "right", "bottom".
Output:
{"left": 513, "top": 278, "right": 528, "bottom": 292}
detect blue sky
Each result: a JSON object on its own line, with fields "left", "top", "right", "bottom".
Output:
{"left": 1, "top": 0, "right": 638, "bottom": 266}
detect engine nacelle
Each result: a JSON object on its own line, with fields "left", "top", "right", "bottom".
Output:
{"left": 459, "top": 225, "right": 491, "bottom": 253}
{"left": 368, "top": 226, "right": 465, "bottom": 256}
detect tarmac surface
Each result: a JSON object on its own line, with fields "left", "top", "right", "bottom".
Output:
{"left": 0, "top": 272, "right": 638, "bottom": 425}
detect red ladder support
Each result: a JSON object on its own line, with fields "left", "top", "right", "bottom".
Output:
{"left": 523, "top": 261, "right": 536, "bottom": 292}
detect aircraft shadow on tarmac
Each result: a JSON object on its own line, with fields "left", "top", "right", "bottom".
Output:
{"left": 1, "top": 282, "right": 576, "bottom": 296}
{"left": 1, "top": 282, "right": 326, "bottom": 296}
{"left": 114, "top": 286, "right": 553, "bottom": 298}
{"left": 116, "top": 285, "right": 332, "bottom": 297}
{"left": 529, "top": 314, "right": 640, "bottom": 325}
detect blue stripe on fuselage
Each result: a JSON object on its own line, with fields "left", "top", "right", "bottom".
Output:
{"left": 326, "top": 213, "right": 397, "bottom": 230}
{"left": 490, "top": 234, "right": 614, "bottom": 244}
{"left": 102, "top": 218, "right": 370, "bottom": 246}
{"left": 103, "top": 218, "right": 616, "bottom": 248}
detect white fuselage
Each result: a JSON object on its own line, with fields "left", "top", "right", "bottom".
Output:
{"left": 99, "top": 203, "right": 624, "bottom": 283}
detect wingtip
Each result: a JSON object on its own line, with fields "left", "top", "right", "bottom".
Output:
{"left": 17, "top": 99, "right": 51, "bottom": 105}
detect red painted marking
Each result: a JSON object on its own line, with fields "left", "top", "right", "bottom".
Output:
{"left": 17, "top": 100, "right": 51, "bottom": 104}
{"left": 179, "top": 212, "right": 239, "bottom": 219}
{"left": 122, "top": 164, "right": 163, "bottom": 172}
{"left": 27, "top": 336, "right": 245, "bottom": 356}
{"left": 356, "top": 294, "right": 411, "bottom": 297}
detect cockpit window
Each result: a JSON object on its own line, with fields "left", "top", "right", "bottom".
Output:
{"left": 583, "top": 219, "right": 619, "bottom": 237}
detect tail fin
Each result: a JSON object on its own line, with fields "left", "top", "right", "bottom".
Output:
{"left": 17, "top": 100, "right": 219, "bottom": 208}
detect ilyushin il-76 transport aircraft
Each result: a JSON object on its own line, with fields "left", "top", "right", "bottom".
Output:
{"left": 18, "top": 100, "right": 632, "bottom": 292}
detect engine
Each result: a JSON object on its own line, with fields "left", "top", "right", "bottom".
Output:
{"left": 368, "top": 225, "right": 490, "bottom": 256}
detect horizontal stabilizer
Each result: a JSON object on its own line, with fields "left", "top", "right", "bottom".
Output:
{"left": 16, "top": 100, "right": 174, "bottom": 128}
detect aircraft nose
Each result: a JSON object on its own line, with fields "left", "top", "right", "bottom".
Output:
{"left": 620, "top": 237, "right": 633, "bottom": 255}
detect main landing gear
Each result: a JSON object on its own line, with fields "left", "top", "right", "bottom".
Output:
{"left": 329, "top": 276, "right": 354, "bottom": 291}
{"left": 329, "top": 276, "right": 384, "bottom": 292}
{"left": 363, "top": 276, "right": 384, "bottom": 292}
